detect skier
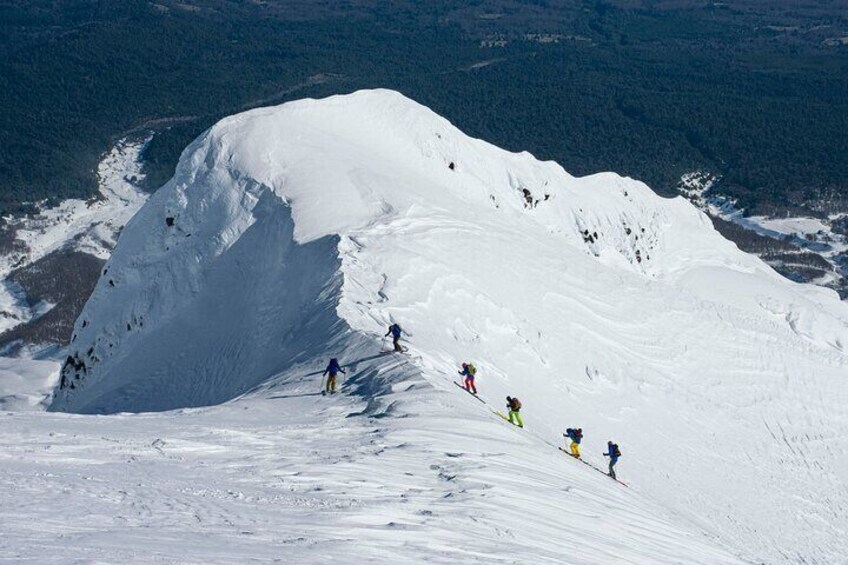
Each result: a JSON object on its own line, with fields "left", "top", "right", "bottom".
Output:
{"left": 322, "top": 358, "right": 346, "bottom": 394}
{"left": 505, "top": 396, "right": 523, "bottom": 427}
{"left": 385, "top": 323, "right": 404, "bottom": 352}
{"left": 604, "top": 441, "right": 621, "bottom": 479}
{"left": 458, "top": 362, "right": 477, "bottom": 394}
{"left": 564, "top": 428, "right": 583, "bottom": 458}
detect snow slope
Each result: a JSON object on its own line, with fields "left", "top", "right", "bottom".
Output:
{"left": 0, "top": 356, "right": 59, "bottom": 411}
{"left": 3, "top": 357, "right": 744, "bottom": 564}
{"left": 33, "top": 90, "right": 848, "bottom": 563}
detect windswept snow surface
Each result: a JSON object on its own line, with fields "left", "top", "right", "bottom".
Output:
{"left": 3, "top": 358, "right": 743, "bottom": 564}
{"left": 15, "top": 89, "right": 848, "bottom": 563}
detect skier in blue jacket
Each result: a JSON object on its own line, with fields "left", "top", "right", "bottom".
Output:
{"left": 322, "top": 358, "right": 346, "bottom": 394}
{"left": 604, "top": 441, "right": 621, "bottom": 479}
{"left": 564, "top": 428, "right": 583, "bottom": 458}
{"left": 385, "top": 323, "right": 403, "bottom": 352}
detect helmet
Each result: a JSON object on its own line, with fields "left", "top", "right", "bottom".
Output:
{"left": 462, "top": 362, "right": 468, "bottom": 368}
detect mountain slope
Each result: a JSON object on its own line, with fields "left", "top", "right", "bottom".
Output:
{"left": 4, "top": 354, "right": 745, "bottom": 564}
{"left": 47, "top": 90, "right": 848, "bottom": 563}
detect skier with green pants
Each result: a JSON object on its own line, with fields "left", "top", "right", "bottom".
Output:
{"left": 506, "top": 396, "right": 523, "bottom": 427}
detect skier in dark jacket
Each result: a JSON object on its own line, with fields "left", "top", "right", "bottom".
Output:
{"left": 564, "top": 428, "right": 583, "bottom": 458}
{"left": 322, "top": 358, "right": 346, "bottom": 394}
{"left": 604, "top": 441, "right": 621, "bottom": 479}
{"left": 385, "top": 323, "right": 403, "bottom": 352}
{"left": 505, "top": 396, "right": 523, "bottom": 427}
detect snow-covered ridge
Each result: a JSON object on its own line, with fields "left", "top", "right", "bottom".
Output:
{"left": 48, "top": 90, "right": 848, "bottom": 563}
{"left": 53, "top": 90, "right": 745, "bottom": 408}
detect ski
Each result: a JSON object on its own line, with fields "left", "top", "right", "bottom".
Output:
{"left": 558, "top": 447, "right": 628, "bottom": 487}
{"left": 494, "top": 411, "right": 523, "bottom": 428}
{"left": 454, "top": 381, "right": 485, "bottom": 402}
{"left": 558, "top": 446, "right": 580, "bottom": 459}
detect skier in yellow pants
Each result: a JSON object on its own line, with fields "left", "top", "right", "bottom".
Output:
{"left": 564, "top": 428, "right": 583, "bottom": 458}
{"left": 322, "top": 358, "right": 346, "bottom": 395}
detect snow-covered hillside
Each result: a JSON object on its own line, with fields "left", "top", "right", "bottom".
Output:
{"left": 679, "top": 171, "right": 848, "bottom": 293}
{"left": 0, "top": 137, "right": 149, "bottom": 338}
{"left": 8, "top": 90, "right": 848, "bottom": 563}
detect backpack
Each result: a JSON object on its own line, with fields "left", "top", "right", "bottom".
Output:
{"left": 511, "top": 398, "right": 522, "bottom": 410}
{"left": 467, "top": 363, "right": 477, "bottom": 376}
{"left": 613, "top": 444, "right": 621, "bottom": 457}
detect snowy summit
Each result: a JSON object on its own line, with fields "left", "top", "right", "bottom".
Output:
{"left": 5, "top": 90, "right": 847, "bottom": 563}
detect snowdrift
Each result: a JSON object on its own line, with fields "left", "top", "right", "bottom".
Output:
{"left": 0, "top": 356, "right": 59, "bottom": 410}
{"left": 50, "top": 90, "right": 848, "bottom": 564}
